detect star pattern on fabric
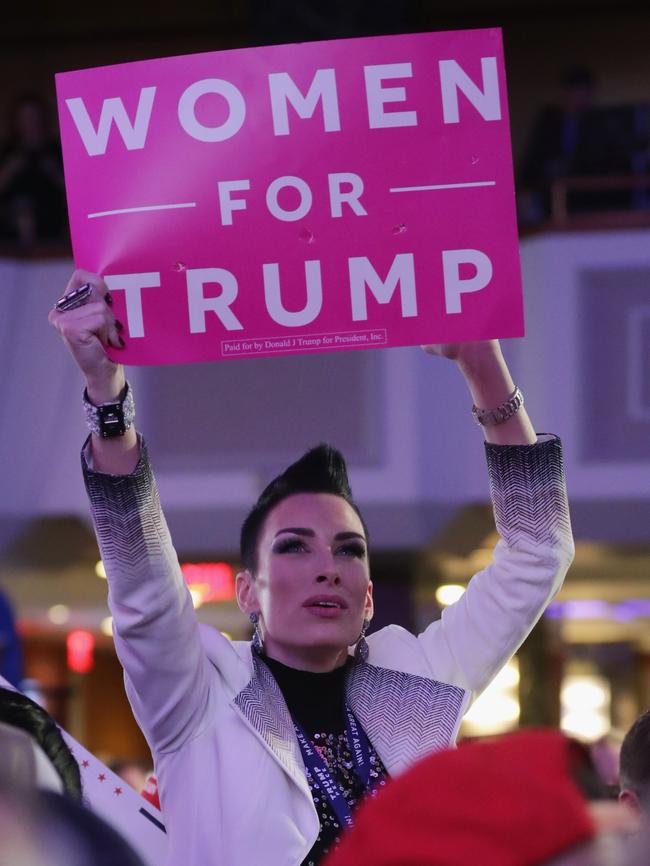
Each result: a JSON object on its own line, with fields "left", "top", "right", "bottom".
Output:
{"left": 98, "top": 774, "right": 106, "bottom": 782}
{"left": 114, "top": 787, "right": 123, "bottom": 796}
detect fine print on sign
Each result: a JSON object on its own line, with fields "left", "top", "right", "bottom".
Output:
{"left": 56, "top": 28, "right": 524, "bottom": 365}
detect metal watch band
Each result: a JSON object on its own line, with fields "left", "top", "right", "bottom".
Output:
{"left": 83, "top": 382, "right": 135, "bottom": 438}
{"left": 472, "top": 386, "right": 524, "bottom": 427}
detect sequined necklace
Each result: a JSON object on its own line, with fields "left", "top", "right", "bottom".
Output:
{"left": 293, "top": 705, "right": 378, "bottom": 829}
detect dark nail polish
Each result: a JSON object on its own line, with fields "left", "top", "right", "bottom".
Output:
{"left": 115, "top": 320, "right": 123, "bottom": 332}
{"left": 118, "top": 336, "right": 126, "bottom": 348}
{"left": 105, "top": 292, "right": 113, "bottom": 305}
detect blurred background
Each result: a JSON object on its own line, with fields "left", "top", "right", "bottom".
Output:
{"left": 0, "top": 0, "right": 648, "bottom": 791}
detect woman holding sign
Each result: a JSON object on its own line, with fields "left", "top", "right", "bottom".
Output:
{"left": 49, "top": 271, "right": 573, "bottom": 866}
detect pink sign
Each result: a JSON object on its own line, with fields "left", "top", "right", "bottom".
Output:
{"left": 56, "top": 29, "right": 523, "bottom": 365}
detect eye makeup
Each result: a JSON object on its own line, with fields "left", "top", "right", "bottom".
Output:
{"left": 273, "top": 537, "right": 308, "bottom": 554}
{"left": 272, "top": 536, "right": 366, "bottom": 559}
{"left": 336, "top": 541, "right": 367, "bottom": 559}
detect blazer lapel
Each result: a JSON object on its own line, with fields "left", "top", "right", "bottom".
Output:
{"left": 233, "top": 652, "right": 310, "bottom": 795}
{"left": 345, "top": 661, "right": 468, "bottom": 777}
{"left": 233, "top": 652, "right": 469, "bottom": 789}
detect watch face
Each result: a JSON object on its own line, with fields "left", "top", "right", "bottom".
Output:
{"left": 98, "top": 404, "right": 126, "bottom": 438}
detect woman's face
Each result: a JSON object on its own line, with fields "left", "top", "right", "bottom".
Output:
{"left": 237, "top": 492, "right": 373, "bottom": 671}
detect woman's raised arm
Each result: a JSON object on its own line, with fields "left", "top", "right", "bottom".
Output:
{"left": 48, "top": 269, "right": 212, "bottom": 755}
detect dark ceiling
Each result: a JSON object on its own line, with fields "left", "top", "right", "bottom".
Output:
{"left": 3, "top": 1, "right": 646, "bottom": 45}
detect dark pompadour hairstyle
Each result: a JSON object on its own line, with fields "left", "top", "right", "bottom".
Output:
{"left": 240, "top": 444, "right": 368, "bottom": 574}
{"left": 619, "top": 709, "right": 650, "bottom": 804}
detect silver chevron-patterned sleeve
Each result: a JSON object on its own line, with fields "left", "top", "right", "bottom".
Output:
{"left": 484, "top": 434, "right": 573, "bottom": 552}
{"left": 82, "top": 437, "right": 212, "bottom": 754}
{"left": 417, "top": 434, "right": 574, "bottom": 697}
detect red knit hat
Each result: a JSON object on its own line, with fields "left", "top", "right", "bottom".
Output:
{"left": 324, "top": 729, "right": 596, "bottom": 866}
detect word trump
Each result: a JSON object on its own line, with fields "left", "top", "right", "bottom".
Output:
{"left": 105, "top": 249, "right": 493, "bottom": 337}
{"left": 65, "top": 59, "right": 501, "bottom": 156}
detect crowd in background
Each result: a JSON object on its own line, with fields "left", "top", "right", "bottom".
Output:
{"left": 517, "top": 66, "right": 650, "bottom": 223}
{"left": 1, "top": 65, "right": 650, "bottom": 251}
{"left": 0, "top": 93, "right": 68, "bottom": 251}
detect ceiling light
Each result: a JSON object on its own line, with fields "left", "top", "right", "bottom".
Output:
{"left": 435, "top": 584, "right": 466, "bottom": 607}
{"left": 48, "top": 604, "right": 70, "bottom": 625}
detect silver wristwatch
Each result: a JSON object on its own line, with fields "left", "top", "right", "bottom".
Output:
{"left": 83, "top": 382, "right": 135, "bottom": 438}
{"left": 472, "top": 386, "right": 524, "bottom": 427}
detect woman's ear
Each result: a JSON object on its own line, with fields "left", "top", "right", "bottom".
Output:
{"left": 364, "top": 580, "right": 374, "bottom": 621}
{"left": 236, "top": 570, "right": 258, "bottom": 615}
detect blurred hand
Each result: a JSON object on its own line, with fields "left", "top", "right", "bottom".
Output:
{"left": 421, "top": 340, "right": 499, "bottom": 363}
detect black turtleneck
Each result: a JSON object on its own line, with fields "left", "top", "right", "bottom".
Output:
{"left": 262, "top": 654, "right": 352, "bottom": 734}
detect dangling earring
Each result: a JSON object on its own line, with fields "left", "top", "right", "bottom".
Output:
{"left": 355, "top": 618, "right": 370, "bottom": 663}
{"left": 249, "top": 612, "right": 264, "bottom": 655}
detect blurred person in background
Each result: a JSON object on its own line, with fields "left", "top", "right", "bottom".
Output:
{"left": 48, "top": 273, "right": 574, "bottom": 866}
{"left": 323, "top": 729, "right": 644, "bottom": 866}
{"left": 0, "top": 689, "right": 148, "bottom": 865}
{"left": 590, "top": 731, "right": 623, "bottom": 793}
{"left": 0, "top": 685, "right": 82, "bottom": 801}
{"left": 618, "top": 709, "right": 650, "bottom": 826}
{"left": 518, "top": 66, "right": 631, "bottom": 223}
{"left": 0, "top": 589, "right": 23, "bottom": 687}
{"left": 0, "top": 777, "right": 146, "bottom": 866}
{"left": 0, "top": 93, "right": 67, "bottom": 249}
{"left": 108, "top": 757, "right": 153, "bottom": 795}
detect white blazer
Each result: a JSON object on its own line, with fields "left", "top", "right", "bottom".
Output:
{"left": 83, "top": 434, "right": 573, "bottom": 866}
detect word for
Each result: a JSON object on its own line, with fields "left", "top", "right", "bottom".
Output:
{"left": 218, "top": 172, "right": 366, "bottom": 224}
{"left": 104, "top": 249, "right": 493, "bottom": 337}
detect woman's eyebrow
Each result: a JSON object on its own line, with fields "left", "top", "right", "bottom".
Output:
{"left": 274, "top": 527, "right": 315, "bottom": 538}
{"left": 273, "top": 529, "right": 365, "bottom": 541}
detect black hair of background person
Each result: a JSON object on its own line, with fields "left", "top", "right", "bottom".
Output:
{"left": 0, "top": 687, "right": 82, "bottom": 801}
{"left": 249, "top": 0, "right": 411, "bottom": 45}
{"left": 620, "top": 709, "right": 650, "bottom": 806}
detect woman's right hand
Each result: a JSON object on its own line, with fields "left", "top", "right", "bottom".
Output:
{"left": 48, "top": 269, "right": 125, "bottom": 403}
